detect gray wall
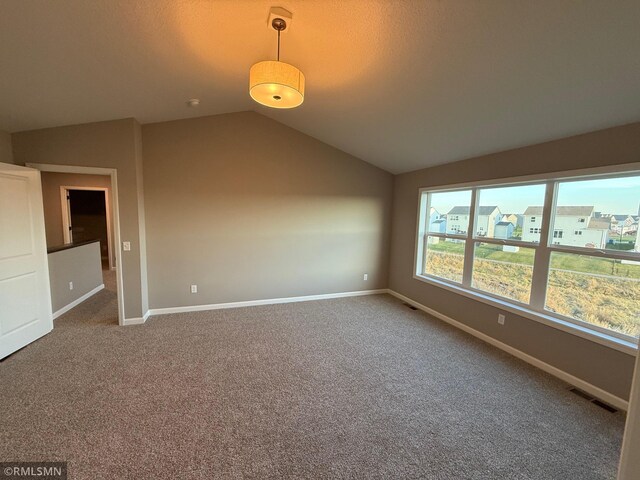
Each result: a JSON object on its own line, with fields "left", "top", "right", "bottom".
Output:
{"left": 40, "top": 172, "right": 113, "bottom": 252}
{"left": 9, "top": 112, "right": 637, "bottom": 401}
{"left": 48, "top": 241, "right": 103, "bottom": 313}
{"left": 0, "top": 131, "right": 13, "bottom": 164}
{"left": 618, "top": 352, "right": 640, "bottom": 478}
{"left": 12, "top": 119, "right": 148, "bottom": 320}
{"left": 134, "top": 121, "right": 149, "bottom": 314}
{"left": 142, "top": 112, "right": 393, "bottom": 309}
{"left": 389, "top": 122, "right": 640, "bottom": 401}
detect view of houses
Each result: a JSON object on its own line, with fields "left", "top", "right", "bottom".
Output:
{"left": 429, "top": 205, "right": 640, "bottom": 250}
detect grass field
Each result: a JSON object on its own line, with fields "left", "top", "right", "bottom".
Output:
{"left": 427, "top": 240, "right": 640, "bottom": 278}
{"left": 424, "top": 239, "right": 640, "bottom": 337}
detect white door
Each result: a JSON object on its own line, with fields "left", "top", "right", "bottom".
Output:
{"left": 0, "top": 162, "right": 52, "bottom": 359}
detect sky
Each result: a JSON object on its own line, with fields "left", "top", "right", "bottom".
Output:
{"left": 430, "top": 176, "right": 640, "bottom": 216}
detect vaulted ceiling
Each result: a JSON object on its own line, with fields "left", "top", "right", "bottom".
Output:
{"left": 1, "top": 1, "right": 639, "bottom": 173}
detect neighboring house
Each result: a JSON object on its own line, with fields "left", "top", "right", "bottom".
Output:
{"left": 587, "top": 218, "right": 611, "bottom": 232}
{"left": 494, "top": 221, "right": 515, "bottom": 239}
{"left": 429, "top": 207, "right": 446, "bottom": 233}
{"left": 445, "top": 206, "right": 501, "bottom": 236}
{"left": 522, "top": 206, "right": 609, "bottom": 248}
{"left": 445, "top": 206, "right": 469, "bottom": 235}
{"left": 605, "top": 214, "right": 636, "bottom": 235}
{"left": 501, "top": 213, "right": 522, "bottom": 228}
{"left": 584, "top": 218, "right": 611, "bottom": 248}
{"left": 431, "top": 218, "right": 446, "bottom": 233}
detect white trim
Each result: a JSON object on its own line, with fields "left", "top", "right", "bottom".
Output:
{"left": 26, "top": 163, "right": 125, "bottom": 326}
{"left": 412, "top": 273, "right": 638, "bottom": 355}
{"left": 122, "top": 316, "right": 145, "bottom": 326}
{"left": 52, "top": 284, "right": 104, "bottom": 320}
{"left": 60, "top": 185, "right": 71, "bottom": 244}
{"left": 26, "top": 163, "right": 116, "bottom": 176}
{"left": 122, "top": 310, "right": 150, "bottom": 326}
{"left": 148, "top": 289, "right": 388, "bottom": 316}
{"left": 387, "top": 289, "right": 629, "bottom": 411}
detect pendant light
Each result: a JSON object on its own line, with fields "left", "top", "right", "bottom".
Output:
{"left": 249, "top": 17, "right": 305, "bottom": 109}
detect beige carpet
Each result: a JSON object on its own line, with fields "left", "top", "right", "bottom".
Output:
{"left": 0, "top": 274, "right": 626, "bottom": 479}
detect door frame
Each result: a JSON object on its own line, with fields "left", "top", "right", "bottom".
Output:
{"left": 60, "top": 186, "right": 114, "bottom": 270}
{"left": 26, "top": 163, "right": 124, "bottom": 326}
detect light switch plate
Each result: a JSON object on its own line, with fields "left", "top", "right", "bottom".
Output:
{"left": 123, "top": 241, "right": 131, "bottom": 251}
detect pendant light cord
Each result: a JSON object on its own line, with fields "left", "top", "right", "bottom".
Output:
{"left": 272, "top": 18, "right": 286, "bottom": 62}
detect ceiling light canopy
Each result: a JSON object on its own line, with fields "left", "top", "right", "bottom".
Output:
{"left": 249, "top": 16, "right": 305, "bottom": 109}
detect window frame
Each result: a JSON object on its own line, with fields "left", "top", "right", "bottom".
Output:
{"left": 413, "top": 163, "right": 640, "bottom": 355}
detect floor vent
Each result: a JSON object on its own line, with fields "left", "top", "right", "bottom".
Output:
{"left": 569, "top": 388, "right": 594, "bottom": 401}
{"left": 592, "top": 400, "right": 618, "bottom": 413}
{"left": 403, "top": 303, "right": 418, "bottom": 311}
{"left": 569, "top": 388, "right": 617, "bottom": 413}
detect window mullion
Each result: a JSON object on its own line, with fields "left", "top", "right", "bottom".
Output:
{"left": 462, "top": 188, "right": 478, "bottom": 287}
{"left": 415, "top": 192, "right": 430, "bottom": 276}
{"left": 529, "top": 181, "right": 556, "bottom": 310}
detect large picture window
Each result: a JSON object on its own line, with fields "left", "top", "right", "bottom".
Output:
{"left": 415, "top": 171, "right": 640, "bottom": 342}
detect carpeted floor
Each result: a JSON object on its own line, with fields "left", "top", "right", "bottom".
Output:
{"left": 0, "top": 272, "right": 626, "bottom": 479}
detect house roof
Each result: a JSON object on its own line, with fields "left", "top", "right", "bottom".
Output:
{"left": 587, "top": 218, "right": 611, "bottom": 230}
{"left": 523, "top": 206, "right": 594, "bottom": 216}
{"left": 611, "top": 214, "right": 632, "bottom": 221}
{"left": 447, "top": 206, "right": 499, "bottom": 215}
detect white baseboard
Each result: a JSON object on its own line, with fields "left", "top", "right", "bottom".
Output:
{"left": 122, "top": 310, "right": 150, "bottom": 326}
{"left": 53, "top": 284, "right": 104, "bottom": 320}
{"left": 148, "top": 289, "right": 388, "bottom": 316}
{"left": 387, "top": 289, "right": 629, "bottom": 411}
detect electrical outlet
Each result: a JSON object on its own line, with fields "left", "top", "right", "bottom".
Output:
{"left": 363, "top": 273, "right": 368, "bottom": 281}
{"left": 190, "top": 284, "right": 198, "bottom": 294}
{"left": 122, "top": 241, "right": 131, "bottom": 251}
{"left": 69, "top": 281, "right": 74, "bottom": 290}
{"left": 498, "top": 314, "right": 505, "bottom": 325}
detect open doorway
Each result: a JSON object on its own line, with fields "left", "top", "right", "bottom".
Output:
{"left": 61, "top": 187, "right": 114, "bottom": 270}
{"left": 28, "top": 164, "right": 124, "bottom": 326}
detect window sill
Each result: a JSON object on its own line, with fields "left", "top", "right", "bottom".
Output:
{"left": 412, "top": 273, "right": 638, "bottom": 356}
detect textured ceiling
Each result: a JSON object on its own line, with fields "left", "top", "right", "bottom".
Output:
{"left": 1, "top": 0, "right": 639, "bottom": 173}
